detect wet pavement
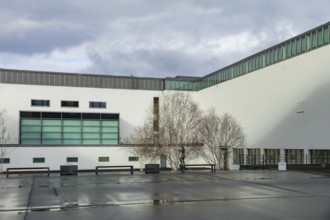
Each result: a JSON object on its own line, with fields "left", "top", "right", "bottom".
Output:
{"left": 1, "top": 170, "right": 330, "bottom": 220}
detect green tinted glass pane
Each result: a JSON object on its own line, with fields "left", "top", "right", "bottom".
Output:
{"left": 63, "top": 133, "right": 81, "bottom": 139}
{"left": 43, "top": 126, "right": 61, "bottom": 132}
{"left": 301, "top": 36, "right": 306, "bottom": 52}
{"left": 102, "top": 133, "right": 118, "bottom": 139}
{"left": 21, "top": 126, "right": 41, "bottom": 132}
{"left": 296, "top": 38, "right": 301, "bottom": 53}
{"left": 43, "top": 120, "right": 61, "bottom": 126}
{"left": 63, "top": 126, "right": 81, "bottom": 132}
{"left": 101, "top": 127, "right": 118, "bottom": 133}
{"left": 42, "top": 133, "right": 61, "bottom": 139}
{"left": 102, "top": 139, "right": 118, "bottom": 144}
{"left": 324, "top": 26, "right": 329, "bottom": 43}
{"left": 21, "top": 139, "right": 41, "bottom": 144}
{"left": 33, "top": 158, "right": 45, "bottom": 163}
{"left": 63, "top": 120, "right": 81, "bottom": 126}
{"left": 67, "top": 157, "right": 78, "bottom": 162}
{"left": 287, "top": 43, "right": 292, "bottom": 57}
{"left": 270, "top": 50, "right": 274, "bottom": 64}
{"left": 21, "top": 132, "right": 41, "bottom": 139}
{"left": 318, "top": 29, "right": 323, "bottom": 46}
{"left": 98, "top": 157, "right": 110, "bottom": 162}
{"left": 83, "top": 133, "right": 100, "bottom": 139}
{"left": 101, "top": 120, "right": 119, "bottom": 126}
{"left": 63, "top": 139, "right": 81, "bottom": 144}
{"left": 282, "top": 45, "right": 287, "bottom": 59}
{"left": 129, "top": 156, "right": 139, "bottom": 161}
{"left": 83, "top": 127, "right": 100, "bottom": 132}
{"left": 312, "top": 32, "right": 317, "bottom": 48}
{"left": 274, "top": 48, "right": 278, "bottom": 62}
{"left": 292, "top": 41, "right": 296, "bottom": 55}
{"left": 83, "top": 120, "right": 100, "bottom": 126}
{"left": 42, "top": 139, "right": 62, "bottom": 145}
{"left": 82, "top": 139, "right": 101, "bottom": 144}
{"left": 21, "top": 119, "right": 41, "bottom": 126}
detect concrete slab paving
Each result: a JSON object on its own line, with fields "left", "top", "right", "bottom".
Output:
{"left": 1, "top": 170, "right": 330, "bottom": 220}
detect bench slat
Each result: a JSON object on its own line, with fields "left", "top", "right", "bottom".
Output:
{"left": 7, "top": 167, "right": 50, "bottom": 178}
{"left": 96, "top": 166, "right": 134, "bottom": 175}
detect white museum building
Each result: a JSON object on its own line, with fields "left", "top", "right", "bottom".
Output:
{"left": 1, "top": 22, "right": 330, "bottom": 171}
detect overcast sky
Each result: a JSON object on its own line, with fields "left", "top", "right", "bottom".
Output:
{"left": 0, "top": 0, "right": 329, "bottom": 78}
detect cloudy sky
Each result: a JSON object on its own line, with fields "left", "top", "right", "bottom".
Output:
{"left": 0, "top": 0, "right": 329, "bottom": 78}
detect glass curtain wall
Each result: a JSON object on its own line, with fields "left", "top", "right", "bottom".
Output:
{"left": 20, "top": 112, "right": 119, "bottom": 145}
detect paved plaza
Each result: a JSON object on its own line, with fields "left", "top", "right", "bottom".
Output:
{"left": 0, "top": 170, "right": 330, "bottom": 220}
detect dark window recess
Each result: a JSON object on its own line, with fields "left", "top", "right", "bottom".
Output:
{"left": 0, "top": 158, "right": 10, "bottom": 164}
{"left": 20, "top": 111, "right": 119, "bottom": 120}
{"left": 89, "top": 102, "right": 106, "bottom": 108}
{"left": 42, "top": 112, "right": 61, "bottom": 119}
{"left": 63, "top": 113, "right": 81, "bottom": 119}
{"left": 31, "top": 99, "right": 50, "bottom": 107}
{"left": 20, "top": 111, "right": 41, "bottom": 118}
{"left": 98, "top": 157, "right": 110, "bottom": 162}
{"left": 61, "top": 101, "right": 79, "bottom": 108}
{"left": 129, "top": 156, "right": 139, "bottom": 162}
{"left": 33, "top": 157, "right": 45, "bottom": 163}
{"left": 67, "top": 157, "right": 78, "bottom": 163}
{"left": 101, "top": 113, "right": 119, "bottom": 120}
{"left": 82, "top": 113, "right": 100, "bottom": 119}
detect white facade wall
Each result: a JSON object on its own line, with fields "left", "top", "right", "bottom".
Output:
{"left": 0, "top": 84, "right": 162, "bottom": 142}
{"left": 0, "top": 84, "right": 162, "bottom": 170}
{"left": 194, "top": 44, "right": 330, "bottom": 152}
{"left": 1, "top": 45, "right": 330, "bottom": 171}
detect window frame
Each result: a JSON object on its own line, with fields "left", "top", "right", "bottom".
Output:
{"left": 31, "top": 99, "right": 50, "bottom": 107}
{"left": 61, "top": 101, "right": 79, "bottom": 108}
{"left": 89, "top": 101, "right": 106, "bottom": 109}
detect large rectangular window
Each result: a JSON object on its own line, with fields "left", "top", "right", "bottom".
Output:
{"left": 61, "top": 101, "right": 79, "bottom": 108}
{"left": 310, "top": 150, "right": 330, "bottom": 164}
{"left": 247, "top": 149, "right": 260, "bottom": 165}
{"left": 285, "top": 149, "right": 304, "bottom": 165}
{"left": 20, "top": 111, "right": 119, "bottom": 145}
{"left": 90, "top": 101, "right": 106, "bottom": 108}
{"left": 233, "top": 148, "right": 244, "bottom": 164}
{"left": 264, "top": 149, "right": 280, "bottom": 165}
{"left": 31, "top": 99, "right": 50, "bottom": 107}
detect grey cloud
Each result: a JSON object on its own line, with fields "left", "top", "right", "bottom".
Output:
{"left": 0, "top": 0, "right": 329, "bottom": 77}
{"left": 85, "top": 48, "right": 221, "bottom": 77}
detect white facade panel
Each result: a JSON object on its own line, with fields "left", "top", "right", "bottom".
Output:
{"left": 0, "top": 84, "right": 162, "bottom": 143}
{"left": 195, "top": 44, "right": 330, "bottom": 150}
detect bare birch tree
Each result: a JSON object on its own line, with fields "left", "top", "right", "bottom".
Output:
{"left": 126, "top": 91, "right": 203, "bottom": 170}
{"left": 199, "top": 110, "right": 246, "bottom": 170}
{"left": 0, "top": 110, "right": 11, "bottom": 174}
{"left": 157, "top": 92, "right": 202, "bottom": 170}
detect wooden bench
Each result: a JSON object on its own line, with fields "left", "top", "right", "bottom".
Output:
{"left": 6, "top": 167, "right": 50, "bottom": 178}
{"left": 95, "top": 166, "right": 134, "bottom": 175}
{"left": 181, "top": 164, "right": 216, "bottom": 173}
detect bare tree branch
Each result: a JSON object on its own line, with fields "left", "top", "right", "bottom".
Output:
{"left": 199, "top": 110, "right": 246, "bottom": 170}
{"left": 0, "top": 110, "right": 12, "bottom": 174}
{"left": 126, "top": 91, "right": 203, "bottom": 170}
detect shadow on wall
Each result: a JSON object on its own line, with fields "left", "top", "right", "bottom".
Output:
{"left": 255, "top": 82, "right": 330, "bottom": 148}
